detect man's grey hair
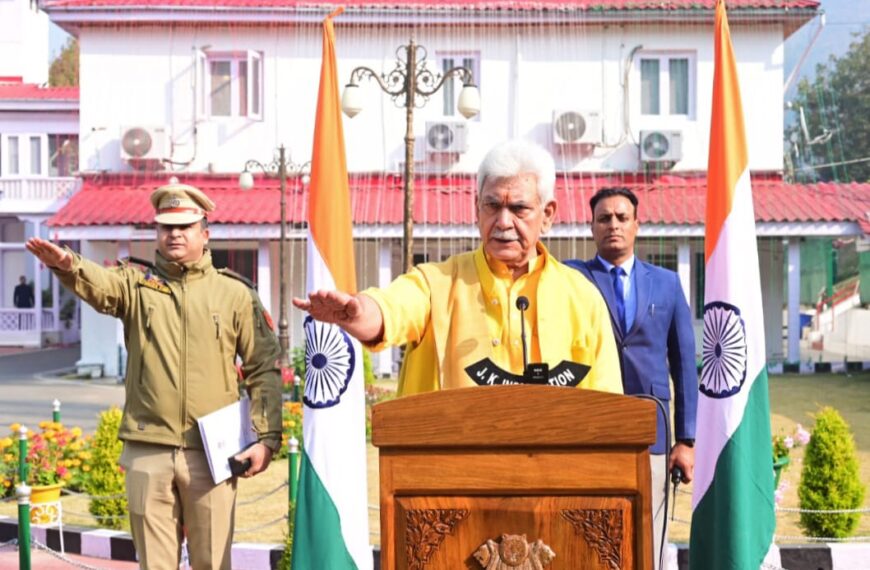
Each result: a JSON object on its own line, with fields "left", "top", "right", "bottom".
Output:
{"left": 476, "top": 139, "right": 556, "bottom": 204}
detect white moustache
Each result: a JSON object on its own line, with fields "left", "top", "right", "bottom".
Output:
{"left": 491, "top": 230, "right": 519, "bottom": 241}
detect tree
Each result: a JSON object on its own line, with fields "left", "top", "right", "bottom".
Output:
{"left": 49, "top": 38, "right": 79, "bottom": 88}
{"left": 786, "top": 30, "right": 870, "bottom": 183}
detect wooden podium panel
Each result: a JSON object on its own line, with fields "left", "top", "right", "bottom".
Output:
{"left": 372, "top": 385, "right": 657, "bottom": 570}
{"left": 396, "top": 496, "right": 635, "bottom": 569}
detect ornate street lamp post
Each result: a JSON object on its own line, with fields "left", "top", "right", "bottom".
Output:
{"left": 239, "top": 146, "right": 309, "bottom": 398}
{"left": 341, "top": 39, "right": 480, "bottom": 272}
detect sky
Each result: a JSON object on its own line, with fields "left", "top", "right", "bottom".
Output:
{"left": 783, "top": 0, "right": 870, "bottom": 101}
{"left": 49, "top": 0, "right": 867, "bottom": 91}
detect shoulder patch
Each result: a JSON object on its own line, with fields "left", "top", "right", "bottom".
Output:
{"left": 217, "top": 268, "right": 255, "bottom": 289}
{"left": 118, "top": 256, "right": 155, "bottom": 271}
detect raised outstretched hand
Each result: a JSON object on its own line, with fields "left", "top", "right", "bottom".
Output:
{"left": 25, "top": 238, "right": 72, "bottom": 271}
{"left": 292, "top": 289, "right": 362, "bottom": 327}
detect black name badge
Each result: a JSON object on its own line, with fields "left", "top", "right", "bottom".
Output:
{"left": 464, "top": 358, "right": 590, "bottom": 387}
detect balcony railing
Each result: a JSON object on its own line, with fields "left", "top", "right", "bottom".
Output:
{"left": 0, "top": 308, "right": 80, "bottom": 347}
{"left": 0, "top": 177, "right": 80, "bottom": 212}
{"left": 0, "top": 309, "right": 61, "bottom": 332}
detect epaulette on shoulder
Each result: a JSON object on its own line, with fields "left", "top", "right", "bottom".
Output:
{"left": 217, "top": 267, "right": 255, "bottom": 289}
{"left": 118, "top": 256, "right": 155, "bottom": 271}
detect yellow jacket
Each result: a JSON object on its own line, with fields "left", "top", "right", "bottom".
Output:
{"left": 364, "top": 245, "right": 622, "bottom": 396}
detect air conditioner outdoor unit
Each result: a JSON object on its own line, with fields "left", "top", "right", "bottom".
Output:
{"left": 120, "top": 126, "right": 168, "bottom": 161}
{"left": 553, "top": 109, "right": 603, "bottom": 145}
{"left": 425, "top": 121, "right": 468, "bottom": 154}
{"left": 639, "top": 130, "right": 683, "bottom": 163}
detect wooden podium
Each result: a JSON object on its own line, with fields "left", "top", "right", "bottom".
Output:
{"left": 372, "top": 385, "right": 657, "bottom": 570}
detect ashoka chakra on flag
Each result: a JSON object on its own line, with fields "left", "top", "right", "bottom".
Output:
{"left": 303, "top": 316, "right": 356, "bottom": 409}
{"left": 701, "top": 301, "right": 748, "bottom": 399}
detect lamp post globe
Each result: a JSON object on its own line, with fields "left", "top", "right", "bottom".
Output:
{"left": 341, "top": 83, "right": 363, "bottom": 118}
{"left": 457, "top": 84, "right": 481, "bottom": 119}
{"left": 238, "top": 171, "right": 255, "bottom": 190}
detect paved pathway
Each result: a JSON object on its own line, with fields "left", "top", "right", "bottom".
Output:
{"left": 0, "top": 345, "right": 124, "bottom": 433}
{"left": 0, "top": 346, "right": 80, "bottom": 380}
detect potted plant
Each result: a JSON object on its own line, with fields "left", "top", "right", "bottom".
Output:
{"left": 0, "top": 421, "right": 85, "bottom": 524}
{"left": 772, "top": 423, "right": 811, "bottom": 488}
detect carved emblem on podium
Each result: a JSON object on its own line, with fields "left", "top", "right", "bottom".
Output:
{"left": 405, "top": 508, "right": 468, "bottom": 569}
{"left": 561, "top": 509, "right": 623, "bottom": 569}
{"left": 473, "top": 534, "right": 556, "bottom": 569}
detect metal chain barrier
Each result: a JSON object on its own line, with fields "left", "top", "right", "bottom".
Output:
{"left": 234, "top": 514, "right": 288, "bottom": 534}
{"left": 236, "top": 482, "right": 288, "bottom": 506}
{"left": 31, "top": 538, "right": 114, "bottom": 570}
{"left": 775, "top": 534, "right": 870, "bottom": 543}
{"left": 60, "top": 488, "right": 126, "bottom": 501}
{"left": 776, "top": 506, "right": 870, "bottom": 514}
{"left": 61, "top": 509, "right": 128, "bottom": 521}
{"left": 0, "top": 538, "right": 18, "bottom": 551}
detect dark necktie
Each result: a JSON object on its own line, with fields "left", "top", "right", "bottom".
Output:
{"left": 611, "top": 266, "right": 627, "bottom": 333}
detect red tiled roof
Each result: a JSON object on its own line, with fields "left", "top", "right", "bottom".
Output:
{"left": 41, "top": 0, "right": 820, "bottom": 10}
{"left": 0, "top": 83, "right": 79, "bottom": 101}
{"left": 47, "top": 173, "right": 870, "bottom": 231}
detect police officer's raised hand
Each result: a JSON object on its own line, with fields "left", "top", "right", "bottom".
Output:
{"left": 234, "top": 442, "right": 272, "bottom": 478}
{"left": 292, "top": 290, "right": 384, "bottom": 343}
{"left": 25, "top": 238, "right": 73, "bottom": 272}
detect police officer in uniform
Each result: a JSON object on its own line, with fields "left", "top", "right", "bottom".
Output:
{"left": 26, "top": 182, "right": 282, "bottom": 570}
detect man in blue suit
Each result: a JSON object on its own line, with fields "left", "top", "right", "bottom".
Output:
{"left": 566, "top": 187, "right": 697, "bottom": 569}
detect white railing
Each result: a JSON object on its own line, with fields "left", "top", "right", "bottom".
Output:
{"left": 0, "top": 309, "right": 61, "bottom": 332}
{"left": 0, "top": 177, "right": 80, "bottom": 203}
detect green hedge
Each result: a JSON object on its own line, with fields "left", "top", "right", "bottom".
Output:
{"left": 798, "top": 407, "right": 865, "bottom": 538}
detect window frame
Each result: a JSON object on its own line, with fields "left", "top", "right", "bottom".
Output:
{"left": 48, "top": 134, "right": 80, "bottom": 177}
{"left": 634, "top": 51, "right": 696, "bottom": 122}
{"left": 1, "top": 133, "right": 50, "bottom": 178}
{"left": 203, "top": 50, "right": 263, "bottom": 121}
{"left": 434, "top": 50, "right": 481, "bottom": 121}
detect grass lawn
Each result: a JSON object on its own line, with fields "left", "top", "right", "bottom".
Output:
{"left": 2, "top": 373, "right": 866, "bottom": 548}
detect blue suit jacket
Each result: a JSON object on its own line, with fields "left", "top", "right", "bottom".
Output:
{"left": 565, "top": 257, "right": 698, "bottom": 454}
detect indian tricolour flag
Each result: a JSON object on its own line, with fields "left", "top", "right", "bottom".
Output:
{"left": 689, "top": 1, "right": 775, "bottom": 568}
{"left": 292, "top": 8, "right": 371, "bottom": 570}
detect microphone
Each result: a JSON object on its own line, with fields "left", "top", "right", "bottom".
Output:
{"left": 516, "top": 296, "right": 530, "bottom": 374}
{"left": 670, "top": 466, "right": 684, "bottom": 522}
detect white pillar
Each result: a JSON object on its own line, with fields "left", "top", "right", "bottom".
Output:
{"left": 257, "top": 240, "right": 272, "bottom": 314}
{"left": 32, "top": 219, "right": 43, "bottom": 346}
{"left": 377, "top": 241, "right": 393, "bottom": 377}
{"left": 115, "top": 241, "right": 130, "bottom": 377}
{"left": 51, "top": 265, "right": 60, "bottom": 331}
{"left": 787, "top": 238, "right": 801, "bottom": 363}
{"left": 77, "top": 240, "right": 121, "bottom": 377}
{"left": 677, "top": 240, "right": 691, "bottom": 306}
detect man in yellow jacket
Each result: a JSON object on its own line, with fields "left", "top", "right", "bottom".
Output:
{"left": 295, "top": 140, "right": 621, "bottom": 396}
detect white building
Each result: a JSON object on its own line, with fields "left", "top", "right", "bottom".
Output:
{"left": 41, "top": 0, "right": 868, "bottom": 376}
{"left": 0, "top": 0, "right": 79, "bottom": 347}
{"left": 0, "top": 0, "right": 50, "bottom": 86}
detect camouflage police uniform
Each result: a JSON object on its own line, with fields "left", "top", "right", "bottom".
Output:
{"left": 51, "top": 183, "right": 282, "bottom": 570}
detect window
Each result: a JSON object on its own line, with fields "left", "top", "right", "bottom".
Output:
{"left": 49, "top": 135, "right": 79, "bottom": 176}
{"left": 645, "top": 253, "right": 677, "bottom": 272}
{"left": 29, "top": 136, "right": 41, "bottom": 175}
{"left": 204, "top": 51, "right": 263, "bottom": 119}
{"left": 639, "top": 53, "right": 693, "bottom": 117}
{"left": 436, "top": 52, "right": 480, "bottom": 118}
{"left": 211, "top": 249, "right": 258, "bottom": 284}
{"left": 694, "top": 252, "right": 705, "bottom": 319}
{"left": 8, "top": 136, "right": 19, "bottom": 175}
